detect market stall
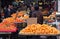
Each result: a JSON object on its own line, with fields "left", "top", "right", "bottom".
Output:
{"left": 18, "top": 24, "right": 60, "bottom": 39}
{"left": 0, "top": 10, "right": 59, "bottom": 39}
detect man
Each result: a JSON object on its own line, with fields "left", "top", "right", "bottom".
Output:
{"left": 29, "top": 6, "right": 35, "bottom": 17}
{"left": 4, "top": 4, "right": 16, "bottom": 18}
{"left": 32, "top": 5, "right": 43, "bottom": 24}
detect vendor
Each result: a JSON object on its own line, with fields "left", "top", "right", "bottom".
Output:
{"left": 29, "top": 6, "right": 35, "bottom": 17}
{"left": 32, "top": 5, "right": 43, "bottom": 24}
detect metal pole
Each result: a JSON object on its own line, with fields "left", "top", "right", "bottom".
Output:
{"left": 0, "top": 0, "right": 1, "bottom": 9}
{"left": 57, "top": 0, "right": 58, "bottom": 11}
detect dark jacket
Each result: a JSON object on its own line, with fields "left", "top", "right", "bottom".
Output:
{"left": 32, "top": 10, "right": 43, "bottom": 24}
{"left": 29, "top": 10, "right": 35, "bottom": 17}
{"left": 4, "top": 8, "right": 16, "bottom": 18}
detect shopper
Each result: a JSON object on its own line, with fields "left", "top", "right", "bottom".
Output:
{"left": 32, "top": 5, "right": 43, "bottom": 24}
{"left": 17, "top": 2, "right": 27, "bottom": 11}
{"left": 29, "top": 6, "right": 35, "bottom": 17}
{"left": 4, "top": 4, "right": 16, "bottom": 18}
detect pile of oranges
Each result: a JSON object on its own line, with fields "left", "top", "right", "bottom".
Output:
{"left": 2, "top": 17, "right": 15, "bottom": 24}
{"left": 14, "top": 18, "right": 25, "bottom": 23}
{"left": 0, "top": 11, "right": 27, "bottom": 32}
{"left": 11, "top": 12, "right": 24, "bottom": 18}
{"left": 2, "top": 17, "right": 25, "bottom": 24}
{"left": 11, "top": 12, "right": 29, "bottom": 19}
{"left": 0, "top": 23, "right": 16, "bottom": 31}
{"left": 19, "top": 24, "right": 60, "bottom": 35}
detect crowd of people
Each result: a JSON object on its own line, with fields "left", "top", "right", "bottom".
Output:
{"left": 0, "top": 1, "right": 56, "bottom": 24}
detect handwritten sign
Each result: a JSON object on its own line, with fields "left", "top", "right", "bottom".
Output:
{"left": 27, "top": 18, "right": 37, "bottom": 25}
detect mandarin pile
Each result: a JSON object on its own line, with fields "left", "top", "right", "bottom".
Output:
{"left": 19, "top": 24, "right": 60, "bottom": 35}
{"left": 11, "top": 12, "right": 29, "bottom": 19}
{"left": 14, "top": 18, "right": 25, "bottom": 23}
{"left": 2, "top": 17, "right": 15, "bottom": 24}
{"left": 2, "top": 17, "right": 25, "bottom": 24}
{"left": 11, "top": 12, "right": 24, "bottom": 18}
{"left": 0, "top": 23, "right": 16, "bottom": 31}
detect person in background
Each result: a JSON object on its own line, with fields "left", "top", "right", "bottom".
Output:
{"left": 4, "top": 4, "right": 16, "bottom": 18}
{"left": 29, "top": 6, "right": 35, "bottom": 17}
{"left": 38, "top": 0, "right": 44, "bottom": 9}
{"left": 17, "top": 2, "right": 27, "bottom": 11}
{"left": 32, "top": 5, "right": 43, "bottom": 24}
{"left": 21, "top": 3, "right": 27, "bottom": 11}
{"left": 35, "top": 2, "right": 39, "bottom": 7}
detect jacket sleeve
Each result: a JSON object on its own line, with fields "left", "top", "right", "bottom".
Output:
{"left": 39, "top": 12, "right": 43, "bottom": 24}
{"left": 32, "top": 12, "right": 36, "bottom": 17}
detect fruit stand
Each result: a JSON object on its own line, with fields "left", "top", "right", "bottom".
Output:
{"left": 0, "top": 23, "right": 17, "bottom": 39}
{"left": 0, "top": 11, "right": 28, "bottom": 39}
{"left": 17, "top": 11, "right": 60, "bottom": 39}
{"left": 18, "top": 24, "right": 60, "bottom": 39}
{"left": 0, "top": 11, "right": 60, "bottom": 39}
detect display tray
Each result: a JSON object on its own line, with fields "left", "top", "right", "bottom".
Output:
{"left": 0, "top": 32, "right": 11, "bottom": 34}
{"left": 19, "top": 33, "right": 60, "bottom": 36}
{"left": 14, "top": 21, "right": 27, "bottom": 23}
{"left": 14, "top": 22, "right": 25, "bottom": 23}
{"left": 0, "top": 28, "right": 17, "bottom": 32}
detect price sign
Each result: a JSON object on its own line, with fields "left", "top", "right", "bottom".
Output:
{"left": 27, "top": 18, "right": 37, "bottom": 25}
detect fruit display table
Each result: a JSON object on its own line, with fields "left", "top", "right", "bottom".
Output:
{"left": 18, "top": 24, "right": 60, "bottom": 39}
{"left": 0, "top": 23, "right": 17, "bottom": 39}
{"left": 18, "top": 34, "right": 60, "bottom": 39}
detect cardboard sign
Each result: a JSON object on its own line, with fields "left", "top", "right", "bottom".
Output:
{"left": 27, "top": 18, "right": 37, "bottom": 25}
